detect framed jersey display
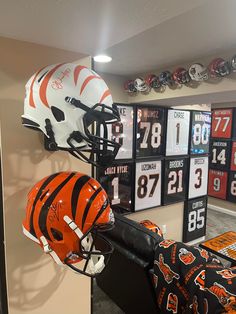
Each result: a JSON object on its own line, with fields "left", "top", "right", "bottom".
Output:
{"left": 166, "top": 109, "right": 190, "bottom": 156}
{"left": 163, "top": 157, "right": 188, "bottom": 205}
{"left": 188, "top": 156, "right": 208, "bottom": 199}
{"left": 135, "top": 160, "right": 162, "bottom": 211}
{"left": 208, "top": 169, "right": 228, "bottom": 200}
{"left": 183, "top": 196, "right": 207, "bottom": 243}
{"left": 211, "top": 108, "right": 233, "bottom": 139}
{"left": 136, "top": 106, "right": 165, "bottom": 158}
{"left": 190, "top": 111, "right": 211, "bottom": 155}
{"left": 97, "top": 162, "right": 134, "bottom": 213}
{"left": 209, "top": 139, "right": 231, "bottom": 171}
{"left": 231, "top": 141, "right": 236, "bottom": 171}
{"left": 109, "top": 104, "right": 134, "bottom": 160}
{"left": 227, "top": 171, "right": 236, "bottom": 203}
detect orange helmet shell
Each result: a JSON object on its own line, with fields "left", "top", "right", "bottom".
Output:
{"left": 23, "top": 172, "right": 113, "bottom": 271}
{"left": 140, "top": 219, "right": 163, "bottom": 237}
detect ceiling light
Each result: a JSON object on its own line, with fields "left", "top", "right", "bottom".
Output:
{"left": 93, "top": 55, "right": 112, "bottom": 63}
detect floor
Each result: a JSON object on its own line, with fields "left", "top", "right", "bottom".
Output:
{"left": 92, "top": 209, "right": 236, "bottom": 314}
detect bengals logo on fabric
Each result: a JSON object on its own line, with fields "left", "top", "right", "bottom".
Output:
{"left": 206, "top": 282, "right": 236, "bottom": 306}
{"left": 224, "top": 297, "right": 236, "bottom": 313}
{"left": 195, "top": 247, "right": 209, "bottom": 260}
{"left": 178, "top": 248, "right": 196, "bottom": 265}
{"left": 194, "top": 270, "right": 205, "bottom": 290}
{"left": 216, "top": 269, "right": 236, "bottom": 280}
{"left": 189, "top": 295, "right": 199, "bottom": 314}
{"left": 154, "top": 254, "right": 180, "bottom": 284}
{"left": 159, "top": 239, "right": 176, "bottom": 248}
{"left": 166, "top": 293, "right": 178, "bottom": 313}
{"left": 152, "top": 273, "right": 158, "bottom": 288}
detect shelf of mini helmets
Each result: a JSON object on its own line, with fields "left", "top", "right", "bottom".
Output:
{"left": 124, "top": 55, "right": 236, "bottom": 93}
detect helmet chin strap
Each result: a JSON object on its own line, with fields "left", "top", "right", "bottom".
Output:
{"left": 39, "top": 235, "right": 64, "bottom": 266}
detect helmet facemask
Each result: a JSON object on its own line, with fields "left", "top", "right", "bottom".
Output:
{"left": 65, "top": 98, "right": 121, "bottom": 167}
{"left": 63, "top": 200, "right": 115, "bottom": 277}
{"left": 64, "top": 226, "right": 114, "bottom": 277}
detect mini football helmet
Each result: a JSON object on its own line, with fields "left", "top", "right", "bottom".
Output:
{"left": 140, "top": 220, "right": 163, "bottom": 238}
{"left": 231, "top": 55, "right": 236, "bottom": 72}
{"left": 145, "top": 74, "right": 161, "bottom": 89}
{"left": 22, "top": 172, "right": 114, "bottom": 277}
{"left": 22, "top": 63, "right": 121, "bottom": 167}
{"left": 208, "top": 58, "right": 231, "bottom": 77}
{"left": 159, "top": 71, "right": 174, "bottom": 86}
{"left": 124, "top": 80, "right": 137, "bottom": 93}
{"left": 134, "top": 77, "right": 149, "bottom": 92}
{"left": 172, "top": 67, "right": 191, "bottom": 84}
{"left": 188, "top": 63, "right": 208, "bottom": 81}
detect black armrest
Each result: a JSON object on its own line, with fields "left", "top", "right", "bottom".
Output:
{"left": 105, "top": 213, "right": 163, "bottom": 264}
{"left": 96, "top": 213, "right": 162, "bottom": 314}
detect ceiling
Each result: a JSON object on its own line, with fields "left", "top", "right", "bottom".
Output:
{"left": 1, "top": 0, "right": 236, "bottom": 75}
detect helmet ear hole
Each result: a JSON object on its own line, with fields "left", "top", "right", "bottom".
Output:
{"left": 51, "top": 106, "right": 65, "bottom": 122}
{"left": 51, "top": 228, "right": 63, "bottom": 241}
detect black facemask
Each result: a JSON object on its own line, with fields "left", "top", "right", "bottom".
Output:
{"left": 65, "top": 97, "right": 121, "bottom": 167}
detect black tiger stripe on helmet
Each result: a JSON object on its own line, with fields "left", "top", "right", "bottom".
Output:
{"left": 38, "top": 172, "right": 76, "bottom": 241}
{"left": 29, "top": 172, "right": 61, "bottom": 238}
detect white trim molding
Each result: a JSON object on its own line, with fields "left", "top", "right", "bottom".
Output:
{"left": 185, "top": 236, "right": 206, "bottom": 246}
{"left": 208, "top": 204, "right": 236, "bottom": 217}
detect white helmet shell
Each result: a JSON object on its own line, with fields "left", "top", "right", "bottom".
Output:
{"left": 134, "top": 77, "right": 149, "bottom": 92}
{"left": 188, "top": 63, "right": 208, "bottom": 81}
{"left": 22, "top": 63, "right": 120, "bottom": 166}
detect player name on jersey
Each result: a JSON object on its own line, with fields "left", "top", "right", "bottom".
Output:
{"left": 227, "top": 171, "right": 236, "bottom": 203}
{"left": 190, "top": 111, "right": 211, "bottom": 155}
{"left": 97, "top": 162, "right": 134, "bottom": 213}
{"left": 188, "top": 156, "right": 208, "bottom": 199}
{"left": 135, "top": 160, "right": 162, "bottom": 211}
{"left": 208, "top": 169, "right": 228, "bottom": 200}
{"left": 111, "top": 105, "right": 133, "bottom": 160}
{"left": 136, "top": 106, "right": 165, "bottom": 158}
{"left": 183, "top": 196, "right": 207, "bottom": 243}
{"left": 211, "top": 108, "right": 233, "bottom": 139}
{"left": 163, "top": 157, "right": 188, "bottom": 205}
{"left": 209, "top": 139, "right": 231, "bottom": 171}
{"left": 104, "top": 165, "right": 129, "bottom": 175}
{"left": 166, "top": 109, "right": 190, "bottom": 156}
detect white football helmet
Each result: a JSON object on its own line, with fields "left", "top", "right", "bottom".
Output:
{"left": 188, "top": 63, "right": 208, "bottom": 81}
{"left": 22, "top": 63, "right": 120, "bottom": 167}
{"left": 134, "top": 77, "right": 149, "bottom": 92}
{"left": 231, "top": 55, "right": 236, "bottom": 72}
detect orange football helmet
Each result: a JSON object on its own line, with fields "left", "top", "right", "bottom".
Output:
{"left": 140, "top": 219, "right": 163, "bottom": 237}
{"left": 22, "top": 172, "right": 114, "bottom": 277}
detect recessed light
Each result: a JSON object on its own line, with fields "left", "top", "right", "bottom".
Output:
{"left": 93, "top": 55, "right": 112, "bottom": 63}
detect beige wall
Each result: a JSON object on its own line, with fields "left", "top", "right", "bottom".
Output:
{"left": 0, "top": 37, "right": 91, "bottom": 314}
{"left": 98, "top": 72, "right": 128, "bottom": 104}
{"left": 129, "top": 203, "right": 183, "bottom": 240}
